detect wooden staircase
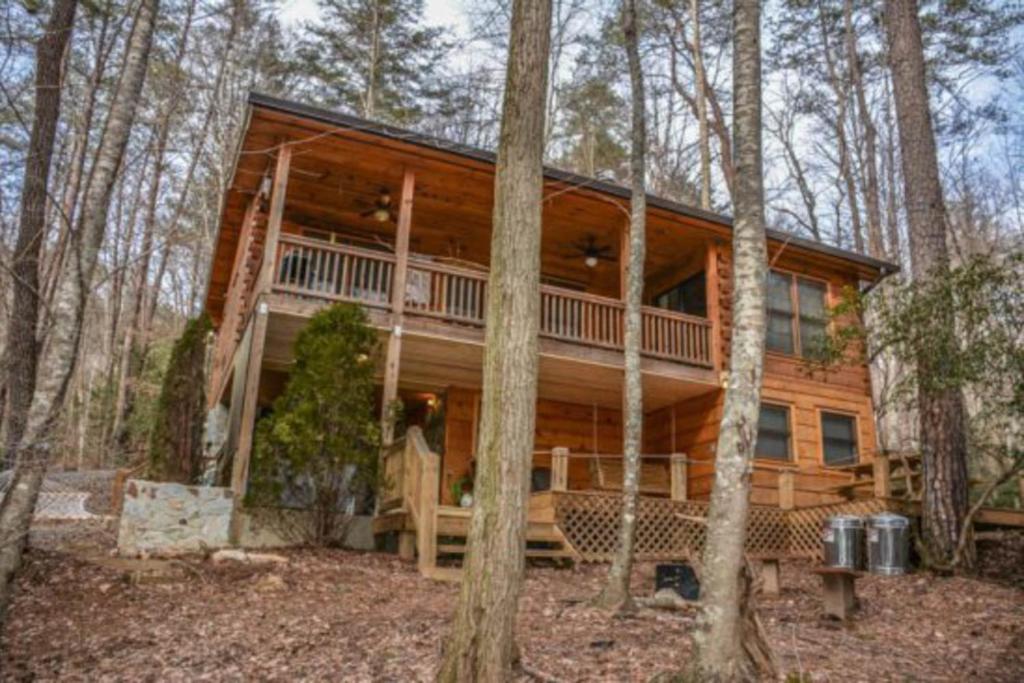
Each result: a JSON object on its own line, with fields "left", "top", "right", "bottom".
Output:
{"left": 374, "top": 433, "right": 579, "bottom": 580}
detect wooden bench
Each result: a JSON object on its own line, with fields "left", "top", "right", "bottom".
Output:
{"left": 812, "top": 567, "right": 862, "bottom": 620}
{"left": 589, "top": 458, "right": 671, "bottom": 497}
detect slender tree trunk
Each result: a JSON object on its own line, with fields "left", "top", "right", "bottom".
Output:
{"left": 690, "top": 0, "right": 712, "bottom": 210}
{"left": 0, "top": 0, "right": 160, "bottom": 618}
{"left": 817, "top": 7, "right": 864, "bottom": 254}
{"left": 0, "top": 0, "right": 79, "bottom": 470}
{"left": 111, "top": 0, "right": 196, "bottom": 450}
{"left": 436, "top": 1, "right": 551, "bottom": 680}
{"left": 884, "top": 0, "right": 971, "bottom": 569}
{"left": 690, "top": 0, "right": 774, "bottom": 679}
{"left": 844, "top": 0, "right": 885, "bottom": 259}
{"left": 594, "top": 0, "right": 646, "bottom": 613}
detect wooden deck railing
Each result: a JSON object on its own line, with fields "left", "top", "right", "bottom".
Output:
{"left": 268, "top": 238, "right": 714, "bottom": 367}
{"left": 273, "top": 234, "right": 395, "bottom": 308}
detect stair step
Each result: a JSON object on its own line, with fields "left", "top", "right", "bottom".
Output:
{"left": 438, "top": 543, "right": 574, "bottom": 559}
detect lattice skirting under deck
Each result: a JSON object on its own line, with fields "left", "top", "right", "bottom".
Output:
{"left": 554, "top": 492, "right": 892, "bottom": 562}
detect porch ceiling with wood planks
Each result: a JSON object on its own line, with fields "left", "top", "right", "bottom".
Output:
{"left": 208, "top": 107, "right": 712, "bottom": 324}
{"left": 260, "top": 303, "right": 719, "bottom": 410}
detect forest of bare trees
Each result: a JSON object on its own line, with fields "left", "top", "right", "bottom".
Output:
{"left": 1, "top": 0, "right": 1023, "bottom": 676}
{"left": 1, "top": 0, "right": 1020, "bottom": 475}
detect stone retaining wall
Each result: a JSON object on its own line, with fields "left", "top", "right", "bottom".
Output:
{"left": 117, "top": 480, "right": 233, "bottom": 555}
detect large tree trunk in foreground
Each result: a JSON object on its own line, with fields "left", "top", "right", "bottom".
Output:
{"left": 0, "top": 0, "right": 159, "bottom": 618}
{"left": 690, "top": 0, "right": 773, "bottom": 679}
{"left": 884, "top": 0, "right": 970, "bottom": 570}
{"left": 436, "top": 1, "right": 551, "bottom": 680}
{"left": 0, "top": 0, "right": 79, "bottom": 470}
{"left": 594, "top": 0, "right": 646, "bottom": 613}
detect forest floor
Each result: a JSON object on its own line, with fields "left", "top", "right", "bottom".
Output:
{"left": 4, "top": 510, "right": 1024, "bottom": 681}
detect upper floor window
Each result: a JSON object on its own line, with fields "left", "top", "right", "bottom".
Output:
{"left": 654, "top": 271, "right": 707, "bottom": 317}
{"left": 821, "top": 411, "right": 858, "bottom": 466}
{"left": 755, "top": 403, "right": 792, "bottom": 461}
{"left": 766, "top": 270, "right": 828, "bottom": 358}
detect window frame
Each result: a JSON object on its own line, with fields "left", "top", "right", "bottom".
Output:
{"left": 764, "top": 268, "right": 831, "bottom": 359}
{"left": 754, "top": 402, "right": 795, "bottom": 463}
{"left": 818, "top": 408, "right": 860, "bottom": 468}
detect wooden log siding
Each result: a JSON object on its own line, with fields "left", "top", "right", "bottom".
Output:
{"left": 268, "top": 239, "right": 714, "bottom": 367}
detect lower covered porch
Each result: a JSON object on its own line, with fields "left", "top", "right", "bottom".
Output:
{"left": 372, "top": 425, "right": 897, "bottom": 580}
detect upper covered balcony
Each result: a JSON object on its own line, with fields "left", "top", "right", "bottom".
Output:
{"left": 207, "top": 94, "right": 731, "bottom": 407}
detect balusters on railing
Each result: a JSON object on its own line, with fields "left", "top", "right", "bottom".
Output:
{"left": 273, "top": 235, "right": 394, "bottom": 306}
{"left": 267, "top": 236, "right": 714, "bottom": 367}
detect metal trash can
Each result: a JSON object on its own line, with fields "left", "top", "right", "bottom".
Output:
{"left": 822, "top": 515, "right": 864, "bottom": 570}
{"left": 866, "top": 513, "right": 910, "bottom": 575}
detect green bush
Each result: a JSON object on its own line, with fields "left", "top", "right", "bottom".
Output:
{"left": 147, "top": 315, "right": 211, "bottom": 483}
{"left": 248, "top": 303, "right": 381, "bottom": 546}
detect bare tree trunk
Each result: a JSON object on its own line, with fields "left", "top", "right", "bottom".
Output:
{"left": 844, "top": 0, "right": 886, "bottom": 259}
{"left": 593, "top": 0, "right": 647, "bottom": 614}
{"left": 884, "top": 0, "right": 971, "bottom": 570}
{"left": 817, "top": 7, "right": 865, "bottom": 254}
{"left": 436, "top": 1, "right": 551, "bottom": 680}
{"left": 690, "top": 0, "right": 773, "bottom": 679}
{"left": 594, "top": 0, "right": 646, "bottom": 613}
{"left": 0, "top": 0, "right": 79, "bottom": 470}
{"left": 110, "top": 0, "right": 196, "bottom": 450}
{"left": 0, "top": 0, "right": 160, "bottom": 618}
{"left": 690, "top": 0, "right": 712, "bottom": 210}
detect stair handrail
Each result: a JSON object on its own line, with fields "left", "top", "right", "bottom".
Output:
{"left": 403, "top": 426, "right": 439, "bottom": 573}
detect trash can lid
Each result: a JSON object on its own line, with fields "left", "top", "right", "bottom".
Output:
{"left": 826, "top": 515, "right": 864, "bottom": 528}
{"left": 869, "top": 512, "right": 910, "bottom": 527}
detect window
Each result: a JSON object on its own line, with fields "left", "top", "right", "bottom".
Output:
{"left": 766, "top": 271, "right": 794, "bottom": 354}
{"left": 756, "top": 404, "right": 792, "bottom": 461}
{"left": 655, "top": 272, "right": 707, "bottom": 317}
{"left": 821, "top": 412, "right": 858, "bottom": 466}
{"left": 765, "top": 270, "right": 828, "bottom": 358}
{"left": 798, "top": 279, "right": 827, "bottom": 358}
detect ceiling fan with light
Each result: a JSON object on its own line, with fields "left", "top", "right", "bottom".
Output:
{"left": 561, "top": 234, "right": 616, "bottom": 268}
{"left": 360, "top": 188, "right": 395, "bottom": 223}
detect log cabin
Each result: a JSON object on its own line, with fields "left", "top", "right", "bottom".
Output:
{"left": 203, "top": 93, "right": 903, "bottom": 568}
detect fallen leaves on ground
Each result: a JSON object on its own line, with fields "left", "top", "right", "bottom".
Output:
{"left": 3, "top": 523, "right": 1023, "bottom": 682}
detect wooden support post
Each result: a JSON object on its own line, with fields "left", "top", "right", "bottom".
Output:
{"left": 705, "top": 241, "right": 722, "bottom": 371}
{"left": 813, "top": 568, "right": 860, "bottom": 621}
{"left": 398, "top": 531, "right": 416, "bottom": 561}
{"left": 670, "top": 453, "right": 688, "bottom": 501}
{"left": 416, "top": 441, "right": 439, "bottom": 574}
{"left": 230, "top": 306, "right": 268, "bottom": 497}
{"left": 873, "top": 453, "right": 891, "bottom": 499}
{"left": 778, "top": 470, "right": 795, "bottom": 510}
{"left": 380, "top": 169, "right": 416, "bottom": 446}
{"left": 619, "top": 219, "right": 630, "bottom": 301}
{"left": 551, "top": 447, "right": 569, "bottom": 492}
{"left": 257, "top": 145, "right": 292, "bottom": 295}
{"left": 760, "top": 558, "right": 781, "bottom": 596}
{"left": 227, "top": 305, "right": 269, "bottom": 544}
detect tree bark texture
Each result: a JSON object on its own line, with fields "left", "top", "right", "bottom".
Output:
{"left": 690, "top": 0, "right": 712, "bottom": 210}
{"left": 0, "top": 0, "right": 79, "bottom": 470}
{"left": 690, "top": 0, "right": 770, "bottom": 679}
{"left": 0, "top": 0, "right": 159, "bottom": 618}
{"left": 844, "top": 0, "right": 886, "bottom": 260}
{"left": 436, "top": 1, "right": 551, "bottom": 680}
{"left": 884, "top": 0, "right": 971, "bottom": 569}
{"left": 594, "top": 0, "right": 646, "bottom": 613}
